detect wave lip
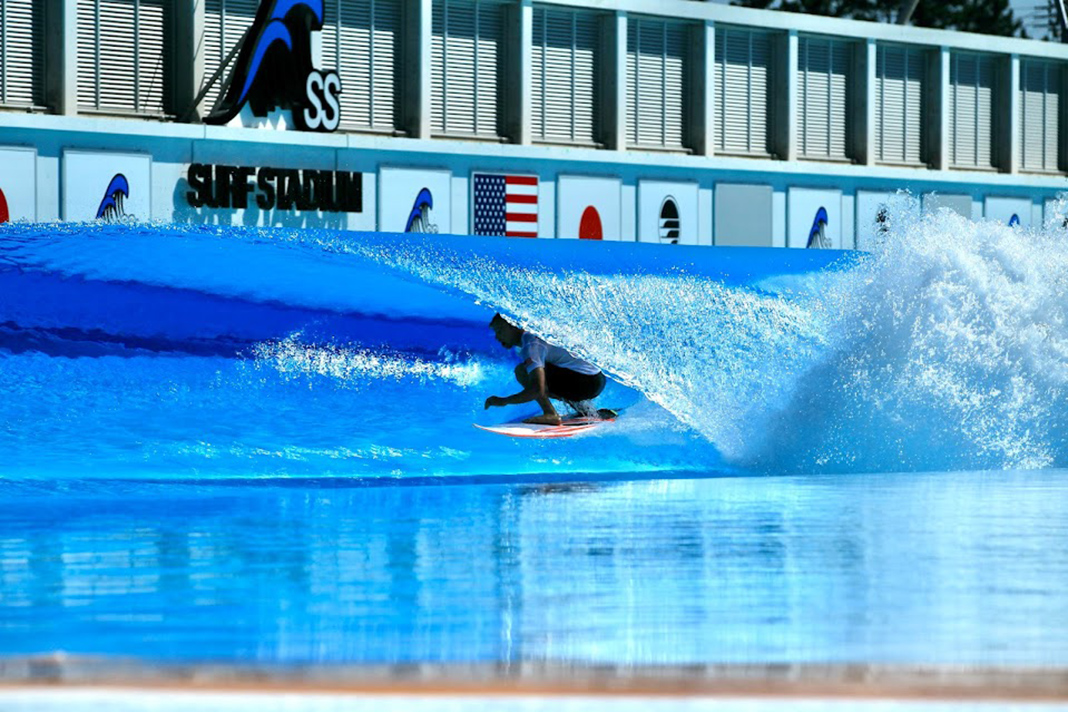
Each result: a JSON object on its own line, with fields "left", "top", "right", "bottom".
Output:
{"left": 742, "top": 195, "right": 1068, "bottom": 474}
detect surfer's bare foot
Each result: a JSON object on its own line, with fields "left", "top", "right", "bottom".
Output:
{"left": 524, "top": 414, "right": 562, "bottom": 426}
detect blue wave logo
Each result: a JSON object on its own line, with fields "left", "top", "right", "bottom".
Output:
{"left": 806, "top": 206, "right": 829, "bottom": 249}
{"left": 1008, "top": 213, "right": 1020, "bottom": 228}
{"left": 404, "top": 188, "right": 438, "bottom": 233}
{"left": 205, "top": 0, "right": 324, "bottom": 125}
{"left": 95, "top": 174, "right": 129, "bottom": 221}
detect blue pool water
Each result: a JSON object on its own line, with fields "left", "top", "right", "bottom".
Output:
{"left": 2, "top": 200, "right": 1068, "bottom": 669}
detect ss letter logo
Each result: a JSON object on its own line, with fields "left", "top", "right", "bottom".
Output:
{"left": 302, "top": 70, "right": 342, "bottom": 132}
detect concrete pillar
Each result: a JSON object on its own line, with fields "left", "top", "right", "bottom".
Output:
{"left": 504, "top": 0, "right": 533, "bottom": 144}
{"left": 999, "top": 54, "right": 1020, "bottom": 174}
{"left": 43, "top": 0, "right": 78, "bottom": 115}
{"left": 691, "top": 21, "right": 716, "bottom": 157}
{"left": 603, "top": 11, "right": 628, "bottom": 151}
{"left": 856, "top": 37, "right": 877, "bottom": 165}
{"left": 772, "top": 29, "right": 799, "bottom": 162}
{"left": 173, "top": 0, "right": 204, "bottom": 121}
{"left": 402, "top": 0, "right": 433, "bottom": 138}
{"left": 930, "top": 46, "right": 951, "bottom": 171}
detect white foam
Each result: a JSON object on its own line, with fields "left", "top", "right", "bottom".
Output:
{"left": 252, "top": 337, "right": 486, "bottom": 389}
{"left": 355, "top": 193, "right": 1068, "bottom": 473}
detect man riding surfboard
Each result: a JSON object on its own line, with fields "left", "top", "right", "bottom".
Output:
{"left": 484, "top": 313, "right": 608, "bottom": 426}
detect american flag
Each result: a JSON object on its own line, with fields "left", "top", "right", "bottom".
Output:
{"left": 472, "top": 173, "right": 538, "bottom": 238}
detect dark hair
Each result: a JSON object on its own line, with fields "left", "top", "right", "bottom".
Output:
{"left": 489, "top": 313, "right": 511, "bottom": 328}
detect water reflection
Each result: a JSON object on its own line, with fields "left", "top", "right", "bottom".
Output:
{"left": 1, "top": 471, "right": 1067, "bottom": 666}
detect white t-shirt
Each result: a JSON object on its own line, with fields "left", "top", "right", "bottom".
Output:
{"left": 520, "top": 333, "right": 601, "bottom": 376}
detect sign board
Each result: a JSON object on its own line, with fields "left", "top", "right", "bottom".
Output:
{"left": 984, "top": 196, "right": 1033, "bottom": 228}
{"left": 787, "top": 187, "right": 842, "bottom": 249}
{"left": 203, "top": 0, "right": 341, "bottom": 132}
{"left": 922, "top": 193, "right": 972, "bottom": 218}
{"left": 0, "top": 147, "right": 36, "bottom": 222}
{"left": 378, "top": 167, "right": 452, "bottom": 233}
{"left": 471, "top": 172, "right": 540, "bottom": 238}
{"left": 637, "top": 180, "right": 699, "bottom": 245}
{"left": 557, "top": 175, "right": 621, "bottom": 241}
{"left": 63, "top": 151, "right": 151, "bottom": 221}
{"left": 855, "top": 190, "right": 894, "bottom": 250}
{"left": 714, "top": 183, "right": 773, "bottom": 247}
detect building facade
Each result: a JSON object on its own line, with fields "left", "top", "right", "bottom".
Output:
{"left": 0, "top": 0, "right": 1066, "bottom": 246}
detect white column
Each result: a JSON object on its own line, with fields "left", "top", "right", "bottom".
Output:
{"left": 693, "top": 20, "right": 716, "bottom": 157}
{"left": 517, "top": 0, "right": 533, "bottom": 145}
{"left": 606, "top": 11, "right": 628, "bottom": 151}
{"left": 404, "top": 0, "right": 434, "bottom": 139}
{"left": 775, "top": 29, "right": 799, "bottom": 162}
{"left": 933, "top": 46, "right": 951, "bottom": 171}
{"left": 860, "top": 38, "right": 877, "bottom": 165}
{"left": 44, "top": 0, "right": 78, "bottom": 115}
{"left": 1003, "top": 53, "right": 1020, "bottom": 174}
{"left": 174, "top": 0, "right": 205, "bottom": 120}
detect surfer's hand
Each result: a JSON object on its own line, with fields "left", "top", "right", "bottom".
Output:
{"left": 523, "top": 414, "right": 562, "bottom": 426}
{"left": 485, "top": 396, "right": 504, "bottom": 409}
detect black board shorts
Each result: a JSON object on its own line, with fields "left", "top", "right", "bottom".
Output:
{"left": 545, "top": 364, "right": 606, "bottom": 402}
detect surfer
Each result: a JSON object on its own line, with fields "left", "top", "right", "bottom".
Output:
{"left": 484, "top": 314, "right": 606, "bottom": 426}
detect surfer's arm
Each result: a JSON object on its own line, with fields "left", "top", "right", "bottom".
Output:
{"left": 483, "top": 368, "right": 557, "bottom": 416}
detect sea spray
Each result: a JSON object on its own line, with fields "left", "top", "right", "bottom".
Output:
{"left": 745, "top": 194, "right": 1068, "bottom": 472}
{"left": 252, "top": 336, "right": 487, "bottom": 389}
{"left": 342, "top": 242, "right": 832, "bottom": 460}
{"left": 347, "top": 194, "right": 1068, "bottom": 473}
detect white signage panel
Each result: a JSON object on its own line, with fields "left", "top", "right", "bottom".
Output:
{"left": 0, "top": 147, "right": 36, "bottom": 222}
{"left": 557, "top": 175, "right": 621, "bottom": 241}
{"left": 856, "top": 190, "right": 893, "bottom": 251}
{"left": 787, "top": 187, "right": 842, "bottom": 249}
{"left": 984, "top": 196, "right": 1033, "bottom": 228}
{"left": 63, "top": 150, "right": 152, "bottom": 221}
{"left": 637, "top": 180, "right": 699, "bottom": 245}
{"left": 378, "top": 167, "right": 452, "bottom": 233}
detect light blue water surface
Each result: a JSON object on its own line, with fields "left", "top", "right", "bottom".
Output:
{"left": 2, "top": 470, "right": 1068, "bottom": 665}
{"left": 2, "top": 217, "right": 1068, "bottom": 667}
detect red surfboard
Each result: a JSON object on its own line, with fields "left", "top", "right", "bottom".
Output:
{"left": 474, "top": 413, "right": 615, "bottom": 439}
{"left": 579, "top": 206, "right": 603, "bottom": 240}
{"left": 0, "top": 188, "right": 9, "bottom": 224}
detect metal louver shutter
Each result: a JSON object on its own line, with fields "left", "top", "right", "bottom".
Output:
{"left": 798, "top": 36, "right": 850, "bottom": 160}
{"left": 431, "top": 0, "right": 502, "bottom": 138}
{"left": 625, "top": 18, "right": 686, "bottom": 150}
{"left": 715, "top": 27, "right": 769, "bottom": 155}
{"left": 1020, "top": 60, "right": 1061, "bottom": 173}
{"left": 78, "top": 0, "right": 169, "bottom": 115}
{"left": 0, "top": 0, "right": 41, "bottom": 106}
{"left": 532, "top": 7, "right": 599, "bottom": 145}
{"left": 950, "top": 53, "right": 995, "bottom": 169}
{"left": 201, "top": 0, "right": 258, "bottom": 117}
{"left": 875, "top": 45, "right": 924, "bottom": 164}
{"left": 323, "top": 0, "right": 400, "bottom": 132}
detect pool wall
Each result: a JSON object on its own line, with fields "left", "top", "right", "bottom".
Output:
{"left": 1, "top": 112, "right": 1064, "bottom": 251}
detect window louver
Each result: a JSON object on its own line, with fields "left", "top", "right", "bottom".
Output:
{"left": 531, "top": 6, "right": 600, "bottom": 145}
{"left": 949, "top": 52, "right": 995, "bottom": 169}
{"left": 78, "top": 0, "right": 169, "bottom": 115}
{"left": 432, "top": 0, "right": 503, "bottom": 138}
{"left": 798, "top": 36, "right": 851, "bottom": 160}
{"left": 0, "top": 0, "right": 42, "bottom": 107}
{"left": 714, "top": 27, "right": 769, "bottom": 155}
{"left": 625, "top": 17, "right": 686, "bottom": 150}
{"left": 1020, "top": 60, "right": 1061, "bottom": 173}
{"left": 201, "top": 0, "right": 258, "bottom": 117}
{"left": 875, "top": 45, "right": 924, "bottom": 165}
{"left": 322, "top": 0, "right": 401, "bottom": 132}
